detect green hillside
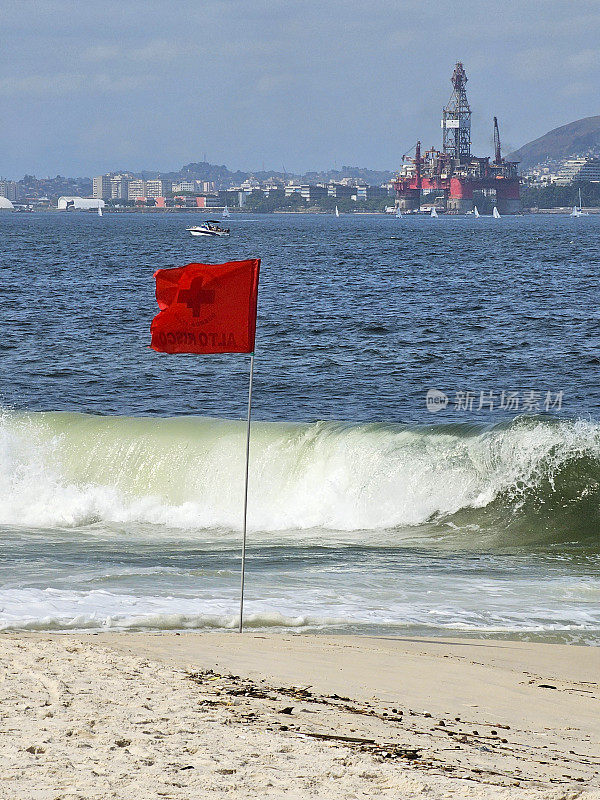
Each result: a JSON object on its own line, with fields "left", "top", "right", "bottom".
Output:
{"left": 508, "top": 116, "right": 600, "bottom": 170}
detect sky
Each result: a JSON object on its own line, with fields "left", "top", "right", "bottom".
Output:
{"left": 1, "top": 0, "right": 599, "bottom": 178}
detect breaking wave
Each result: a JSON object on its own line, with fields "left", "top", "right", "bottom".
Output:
{"left": 1, "top": 409, "right": 600, "bottom": 547}
{"left": 0, "top": 587, "right": 324, "bottom": 632}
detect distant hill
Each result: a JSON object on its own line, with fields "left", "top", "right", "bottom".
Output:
{"left": 508, "top": 116, "right": 600, "bottom": 170}
{"left": 301, "top": 166, "right": 392, "bottom": 186}
{"left": 140, "top": 161, "right": 393, "bottom": 189}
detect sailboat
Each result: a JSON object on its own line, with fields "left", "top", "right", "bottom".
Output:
{"left": 395, "top": 207, "right": 402, "bottom": 218}
{"left": 572, "top": 188, "right": 589, "bottom": 216}
{"left": 431, "top": 207, "right": 438, "bottom": 218}
{"left": 474, "top": 205, "right": 480, "bottom": 218}
{"left": 493, "top": 206, "right": 501, "bottom": 218}
{"left": 223, "top": 204, "right": 230, "bottom": 218}
{"left": 98, "top": 205, "right": 103, "bottom": 217}
{"left": 335, "top": 205, "right": 340, "bottom": 217}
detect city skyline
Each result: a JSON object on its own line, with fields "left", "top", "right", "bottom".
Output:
{"left": 1, "top": 1, "right": 599, "bottom": 179}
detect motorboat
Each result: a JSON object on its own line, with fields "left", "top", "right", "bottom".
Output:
{"left": 187, "top": 220, "right": 230, "bottom": 237}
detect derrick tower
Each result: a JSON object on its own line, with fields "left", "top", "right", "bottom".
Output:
{"left": 392, "top": 62, "right": 520, "bottom": 214}
{"left": 442, "top": 62, "right": 471, "bottom": 163}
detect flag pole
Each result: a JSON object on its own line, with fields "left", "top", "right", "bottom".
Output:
{"left": 239, "top": 351, "right": 254, "bottom": 633}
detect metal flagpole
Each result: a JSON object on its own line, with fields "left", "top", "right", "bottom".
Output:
{"left": 239, "top": 352, "right": 255, "bottom": 633}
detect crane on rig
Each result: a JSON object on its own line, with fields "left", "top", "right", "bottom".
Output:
{"left": 493, "top": 116, "right": 502, "bottom": 165}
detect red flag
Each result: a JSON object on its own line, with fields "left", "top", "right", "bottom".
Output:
{"left": 150, "top": 260, "right": 260, "bottom": 354}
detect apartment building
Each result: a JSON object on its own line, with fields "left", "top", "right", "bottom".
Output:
{"left": 127, "top": 179, "right": 146, "bottom": 200}
{"left": 0, "top": 180, "right": 19, "bottom": 201}
{"left": 92, "top": 175, "right": 112, "bottom": 200}
{"left": 145, "top": 179, "right": 171, "bottom": 198}
{"left": 556, "top": 157, "right": 600, "bottom": 185}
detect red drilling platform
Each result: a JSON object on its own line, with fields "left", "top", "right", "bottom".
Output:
{"left": 393, "top": 63, "right": 520, "bottom": 214}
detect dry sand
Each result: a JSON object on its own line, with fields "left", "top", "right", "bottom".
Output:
{"left": 0, "top": 632, "right": 599, "bottom": 799}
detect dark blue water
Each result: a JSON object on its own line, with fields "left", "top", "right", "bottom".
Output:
{"left": 2, "top": 212, "right": 598, "bottom": 422}
{"left": 1, "top": 211, "right": 600, "bottom": 640}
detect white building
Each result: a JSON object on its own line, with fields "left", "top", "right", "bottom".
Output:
{"left": 171, "top": 179, "right": 215, "bottom": 193}
{"left": 524, "top": 166, "right": 561, "bottom": 186}
{"left": 127, "top": 179, "right": 145, "bottom": 200}
{"left": 57, "top": 197, "right": 105, "bottom": 210}
{"left": 145, "top": 179, "right": 171, "bottom": 198}
{"left": 240, "top": 177, "right": 260, "bottom": 192}
{"left": 556, "top": 157, "right": 600, "bottom": 185}
{"left": 172, "top": 180, "right": 196, "bottom": 193}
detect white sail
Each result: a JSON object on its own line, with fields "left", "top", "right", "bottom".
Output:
{"left": 576, "top": 189, "right": 589, "bottom": 215}
{"left": 98, "top": 205, "right": 103, "bottom": 217}
{"left": 474, "top": 205, "right": 480, "bottom": 218}
{"left": 395, "top": 207, "right": 402, "bottom": 218}
{"left": 571, "top": 206, "right": 580, "bottom": 217}
{"left": 431, "top": 207, "right": 438, "bottom": 218}
{"left": 493, "top": 206, "right": 500, "bottom": 218}
{"left": 335, "top": 205, "right": 339, "bottom": 217}
{"left": 223, "top": 205, "right": 230, "bottom": 217}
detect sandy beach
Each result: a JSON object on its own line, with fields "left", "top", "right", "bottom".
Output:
{"left": 1, "top": 633, "right": 599, "bottom": 799}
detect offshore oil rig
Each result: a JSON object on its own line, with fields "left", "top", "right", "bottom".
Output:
{"left": 393, "top": 63, "right": 520, "bottom": 214}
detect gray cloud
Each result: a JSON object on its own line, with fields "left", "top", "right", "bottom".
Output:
{"left": 0, "top": 0, "right": 598, "bottom": 177}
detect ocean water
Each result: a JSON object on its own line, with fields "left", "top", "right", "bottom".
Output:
{"left": 1, "top": 211, "right": 599, "bottom": 641}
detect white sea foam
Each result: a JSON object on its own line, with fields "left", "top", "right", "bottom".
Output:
{"left": 0, "top": 587, "right": 339, "bottom": 632}
{"left": 1, "top": 409, "right": 599, "bottom": 535}
{"left": 0, "top": 583, "right": 597, "bottom": 636}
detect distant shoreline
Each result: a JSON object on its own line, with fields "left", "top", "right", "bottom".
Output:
{"left": 13, "top": 207, "right": 600, "bottom": 215}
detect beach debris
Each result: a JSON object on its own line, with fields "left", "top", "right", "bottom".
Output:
{"left": 25, "top": 745, "right": 45, "bottom": 754}
{"left": 299, "top": 731, "right": 420, "bottom": 761}
{"left": 538, "top": 684, "right": 558, "bottom": 689}
{"left": 115, "top": 738, "right": 131, "bottom": 747}
{"left": 184, "top": 665, "right": 599, "bottom": 789}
